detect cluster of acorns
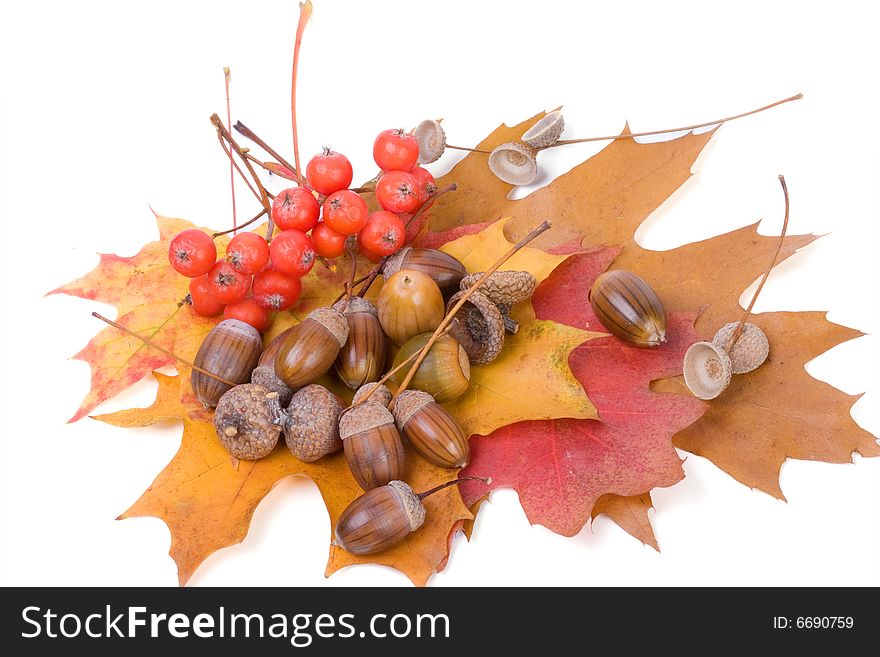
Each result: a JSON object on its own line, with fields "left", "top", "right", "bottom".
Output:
{"left": 188, "top": 241, "right": 537, "bottom": 555}
{"left": 165, "top": 127, "right": 442, "bottom": 333}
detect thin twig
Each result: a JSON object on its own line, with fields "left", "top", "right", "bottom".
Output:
{"left": 215, "top": 137, "right": 264, "bottom": 205}
{"left": 212, "top": 209, "right": 267, "bottom": 238}
{"left": 392, "top": 219, "right": 552, "bottom": 402}
{"left": 91, "top": 312, "right": 237, "bottom": 386}
{"left": 446, "top": 144, "right": 491, "bottom": 154}
{"left": 417, "top": 476, "right": 492, "bottom": 501}
{"left": 234, "top": 121, "right": 301, "bottom": 180}
{"left": 224, "top": 67, "right": 237, "bottom": 234}
{"left": 724, "top": 175, "right": 791, "bottom": 351}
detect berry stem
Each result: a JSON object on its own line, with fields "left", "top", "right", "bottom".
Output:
{"left": 392, "top": 219, "right": 552, "bottom": 402}
{"left": 91, "top": 312, "right": 238, "bottom": 386}
{"left": 234, "top": 121, "right": 304, "bottom": 182}
{"left": 404, "top": 182, "right": 457, "bottom": 232}
{"left": 224, "top": 67, "right": 237, "bottom": 234}
{"left": 212, "top": 208, "right": 267, "bottom": 238}
{"left": 724, "top": 175, "right": 791, "bottom": 352}
{"left": 416, "top": 476, "right": 493, "bottom": 501}
{"left": 215, "top": 138, "right": 265, "bottom": 205}
{"left": 291, "top": 1, "right": 312, "bottom": 188}
{"left": 544, "top": 93, "right": 803, "bottom": 149}
{"left": 210, "top": 113, "right": 276, "bottom": 241}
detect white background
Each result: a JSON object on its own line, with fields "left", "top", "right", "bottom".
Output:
{"left": 1, "top": 0, "right": 878, "bottom": 587}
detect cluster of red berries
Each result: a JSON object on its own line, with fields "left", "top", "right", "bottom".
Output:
{"left": 168, "top": 128, "right": 436, "bottom": 333}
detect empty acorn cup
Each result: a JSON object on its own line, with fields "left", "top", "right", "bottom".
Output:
{"left": 521, "top": 110, "right": 565, "bottom": 148}
{"left": 413, "top": 119, "right": 446, "bottom": 164}
{"left": 488, "top": 142, "right": 538, "bottom": 186}
{"left": 683, "top": 341, "right": 733, "bottom": 400}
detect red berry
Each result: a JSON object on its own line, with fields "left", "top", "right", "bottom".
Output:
{"left": 323, "top": 190, "right": 369, "bottom": 235}
{"left": 269, "top": 229, "right": 316, "bottom": 277}
{"left": 306, "top": 149, "right": 353, "bottom": 196}
{"left": 188, "top": 274, "right": 225, "bottom": 317}
{"left": 410, "top": 166, "right": 437, "bottom": 205}
{"left": 375, "top": 170, "right": 421, "bottom": 214}
{"left": 253, "top": 269, "right": 302, "bottom": 311}
{"left": 226, "top": 232, "right": 270, "bottom": 275}
{"left": 311, "top": 222, "right": 348, "bottom": 259}
{"left": 358, "top": 211, "right": 406, "bottom": 257}
{"left": 223, "top": 297, "right": 270, "bottom": 332}
{"left": 206, "top": 261, "right": 251, "bottom": 304}
{"left": 271, "top": 187, "right": 320, "bottom": 232}
{"left": 373, "top": 129, "right": 419, "bottom": 172}
{"left": 168, "top": 229, "right": 216, "bottom": 277}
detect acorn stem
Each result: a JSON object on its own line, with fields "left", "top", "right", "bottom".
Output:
{"left": 223, "top": 67, "right": 237, "bottom": 234}
{"left": 234, "top": 121, "right": 301, "bottom": 181}
{"left": 91, "top": 312, "right": 238, "bottom": 387}
{"left": 725, "top": 174, "right": 790, "bottom": 352}
{"left": 290, "top": 1, "right": 312, "bottom": 188}
{"left": 392, "top": 219, "right": 552, "bottom": 401}
{"left": 417, "top": 476, "right": 492, "bottom": 501}
{"left": 212, "top": 208, "right": 267, "bottom": 238}
{"left": 545, "top": 94, "right": 803, "bottom": 149}
{"left": 446, "top": 144, "right": 491, "bottom": 154}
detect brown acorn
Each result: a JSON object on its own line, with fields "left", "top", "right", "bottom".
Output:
{"left": 589, "top": 270, "right": 667, "bottom": 347}
{"left": 274, "top": 307, "right": 349, "bottom": 389}
{"left": 445, "top": 290, "right": 505, "bottom": 364}
{"left": 333, "top": 297, "right": 387, "bottom": 390}
{"left": 377, "top": 269, "right": 445, "bottom": 345}
{"left": 390, "top": 333, "right": 471, "bottom": 402}
{"left": 275, "top": 384, "right": 344, "bottom": 462}
{"left": 383, "top": 247, "right": 467, "bottom": 293}
{"left": 340, "top": 402, "right": 406, "bottom": 491}
{"left": 334, "top": 477, "right": 490, "bottom": 555}
{"left": 392, "top": 390, "right": 469, "bottom": 468}
{"left": 213, "top": 383, "right": 283, "bottom": 460}
{"left": 250, "top": 327, "right": 295, "bottom": 406}
{"left": 192, "top": 319, "right": 263, "bottom": 408}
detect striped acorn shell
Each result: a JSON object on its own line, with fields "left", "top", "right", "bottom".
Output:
{"left": 334, "top": 481, "right": 425, "bottom": 555}
{"left": 191, "top": 319, "right": 263, "bottom": 408}
{"left": 589, "top": 270, "right": 667, "bottom": 347}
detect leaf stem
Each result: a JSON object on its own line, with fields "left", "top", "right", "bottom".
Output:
{"left": 417, "top": 476, "right": 492, "bottom": 501}
{"left": 391, "top": 219, "right": 552, "bottom": 402}
{"left": 91, "top": 312, "right": 237, "bottom": 386}
{"left": 724, "top": 175, "right": 790, "bottom": 351}
{"left": 291, "top": 1, "right": 312, "bottom": 188}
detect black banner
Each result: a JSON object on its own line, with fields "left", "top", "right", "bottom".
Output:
{"left": 0, "top": 586, "right": 873, "bottom": 654}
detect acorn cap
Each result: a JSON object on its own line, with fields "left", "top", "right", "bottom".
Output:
{"left": 352, "top": 382, "right": 392, "bottom": 407}
{"left": 214, "top": 383, "right": 282, "bottom": 460}
{"left": 382, "top": 247, "right": 411, "bottom": 280}
{"left": 387, "top": 480, "right": 426, "bottom": 532}
{"left": 521, "top": 110, "right": 565, "bottom": 148}
{"left": 413, "top": 119, "right": 446, "bottom": 164}
{"left": 307, "top": 307, "right": 349, "bottom": 348}
{"left": 390, "top": 389, "right": 434, "bottom": 429}
{"left": 284, "top": 384, "right": 344, "bottom": 462}
{"left": 333, "top": 296, "right": 378, "bottom": 317}
{"left": 488, "top": 142, "right": 538, "bottom": 186}
{"left": 683, "top": 341, "right": 733, "bottom": 400}
{"left": 460, "top": 271, "right": 537, "bottom": 306}
{"left": 339, "top": 402, "right": 395, "bottom": 440}
{"left": 250, "top": 365, "right": 293, "bottom": 406}
{"left": 446, "top": 290, "right": 505, "bottom": 364}
{"left": 711, "top": 322, "right": 770, "bottom": 374}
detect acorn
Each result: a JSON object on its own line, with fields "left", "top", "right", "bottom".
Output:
{"left": 275, "top": 384, "right": 344, "bottom": 462}
{"left": 392, "top": 390, "right": 469, "bottom": 468}
{"left": 377, "top": 269, "right": 445, "bottom": 345}
{"left": 589, "top": 270, "right": 667, "bottom": 347}
{"left": 250, "top": 327, "right": 295, "bottom": 406}
{"left": 413, "top": 119, "right": 446, "bottom": 164}
{"left": 445, "top": 290, "right": 505, "bottom": 364}
{"left": 352, "top": 382, "right": 393, "bottom": 407}
{"left": 712, "top": 322, "right": 769, "bottom": 374}
{"left": 333, "top": 297, "right": 387, "bottom": 390}
{"left": 274, "top": 307, "right": 349, "bottom": 389}
{"left": 460, "top": 270, "right": 537, "bottom": 333}
{"left": 383, "top": 247, "right": 467, "bottom": 293}
{"left": 192, "top": 319, "right": 263, "bottom": 408}
{"left": 340, "top": 401, "right": 406, "bottom": 491}
{"left": 521, "top": 110, "right": 565, "bottom": 148}
{"left": 213, "top": 383, "right": 283, "bottom": 460}
{"left": 391, "top": 333, "right": 471, "bottom": 402}
{"left": 334, "top": 477, "right": 490, "bottom": 555}
{"left": 683, "top": 341, "right": 732, "bottom": 400}
{"left": 488, "top": 142, "right": 538, "bottom": 186}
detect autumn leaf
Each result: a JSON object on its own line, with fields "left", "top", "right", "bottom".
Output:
{"left": 96, "top": 372, "right": 472, "bottom": 586}
{"left": 458, "top": 249, "right": 705, "bottom": 536}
